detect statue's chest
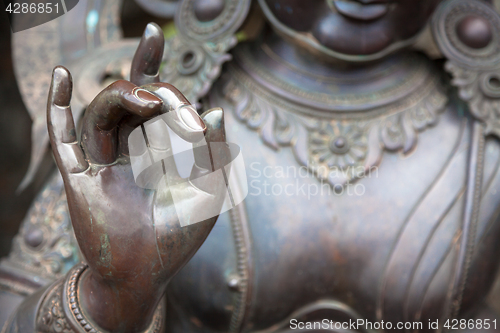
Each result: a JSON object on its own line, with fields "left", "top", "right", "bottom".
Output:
{"left": 227, "top": 105, "right": 470, "bottom": 327}
{"left": 169, "top": 97, "right": 500, "bottom": 332}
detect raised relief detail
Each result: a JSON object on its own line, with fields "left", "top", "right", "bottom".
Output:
{"left": 222, "top": 54, "right": 448, "bottom": 187}
{"left": 2, "top": 173, "right": 80, "bottom": 282}
{"left": 433, "top": 0, "right": 500, "bottom": 138}
{"left": 160, "top": 33, "right": 237, "bottom": 103}
{"left": 37, "top": 280, "right": 74, "bottom": 333}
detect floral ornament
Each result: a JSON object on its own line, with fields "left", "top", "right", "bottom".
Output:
{"left": 220, "top": 53, "right": 448, "bottom": 189}
{"left": 160, "top": 34, "right": 237, "bottom": 103}
{"left": 308, "top": 122, "right": 369, "bottom": 186}
{"left": 309, "top": 122, "right": 368, "bottom": 171}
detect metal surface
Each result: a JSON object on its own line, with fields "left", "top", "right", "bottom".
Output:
{"left": 4, "top": 0, "right": 500, "bottom": 332}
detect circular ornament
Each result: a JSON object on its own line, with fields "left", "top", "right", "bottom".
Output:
{"left": 432, "top": 0, "right": 500, "bottom": 69}
{"left": 175, "top": 0, "right": 251, "bottom": 42}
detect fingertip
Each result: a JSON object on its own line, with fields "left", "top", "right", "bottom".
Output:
{"left": 202, "top": 108, "right": 224, "bottom": 127}
{"left": 144, "top": 22, "right": 163, "bottom": 41}
{"left": 138, "top": 22, "right": 164, "bottom": 76}
{"left": 51, "top": 66, "right": 72, "bottom": 107}
{"left": 130, "top": 23, "right": 164, "bottom": 85}
{"left": 202, "top": 107, "right": 225, "bottom": 142}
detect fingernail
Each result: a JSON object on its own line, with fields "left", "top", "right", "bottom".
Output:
{"left": 52, "top": 66, "right": 72, "bottom": 107}
{"left": 179, "top": 106, "right": 206, "bottom": 132}
{"left": 134, "top": 88, "right": 162, "bottom": 104}
{"left": 53, "top": 66, "right": 69, "bottom": 81}
{"left": 144, "top": 22, "right": 161, "bottom": 40}
{"left": 202, "top": 108, "right": 224, "bottom": 130}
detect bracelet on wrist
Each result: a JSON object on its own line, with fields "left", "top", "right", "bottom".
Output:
{"left": 37, "top": 263, "right": 165, "bottom": 333}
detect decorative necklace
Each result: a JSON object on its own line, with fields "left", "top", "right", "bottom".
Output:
{"left": 218, "top": 46, "right": 449, "bottom": 188}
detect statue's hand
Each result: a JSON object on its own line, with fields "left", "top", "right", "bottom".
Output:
{"left": 47, "top": 23, "right": 228, "bottom": 332}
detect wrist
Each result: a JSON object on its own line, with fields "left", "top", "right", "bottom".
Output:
{"left": 37, "top": 263, "right": 165, "bottom": 333}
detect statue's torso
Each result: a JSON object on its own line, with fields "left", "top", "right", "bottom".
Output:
{"left": 166, "top": 41, "right": 500, "bottom": 332}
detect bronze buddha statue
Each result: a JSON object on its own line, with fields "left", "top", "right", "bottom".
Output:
{"left": 2, "top": 0, "right": 500, "bottom": 332}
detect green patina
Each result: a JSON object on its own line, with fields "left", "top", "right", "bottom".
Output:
{"left": 96, "top": 209, "right": 106, "bottom": 225}
{"left": 99, "top": 234, "right": 112, "bottom": 266}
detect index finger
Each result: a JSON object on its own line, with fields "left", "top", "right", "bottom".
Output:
{"left": 81, "top": 80, "right": 163, "bottom": 165}
{"left": 130, "top": 23, "right": 164, "bottom": 86}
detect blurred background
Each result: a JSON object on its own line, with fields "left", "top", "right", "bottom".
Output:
{"left": 0, "top": 8, "right": 45, "bottom": 257}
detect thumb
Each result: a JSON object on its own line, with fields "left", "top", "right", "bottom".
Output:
{"left": 191, "top": 107, "right": 227, "bottom": 174}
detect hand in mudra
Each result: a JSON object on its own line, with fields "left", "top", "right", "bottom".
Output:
{"left": 47, "top": 23, "right": 228, "bottom": 332}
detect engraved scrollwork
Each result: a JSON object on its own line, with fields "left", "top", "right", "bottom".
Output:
{"left": 222, "top": 74, "right": 302, "bottom": 152}
{"left": 161, "top": 34, "right": 237, "bottom": 103}
{"left": 165, "top": 0, "right": 252, "bottom": 104}
{"left": 445, "top": 62, "right": 500, "bottom": 137}
{"left": 380, "top": 89, "right": 448, "bottom": 154}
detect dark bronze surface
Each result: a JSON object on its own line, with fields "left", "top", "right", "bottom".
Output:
{"left": 3, "top": 1, "right": 500, "bottom": 333}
